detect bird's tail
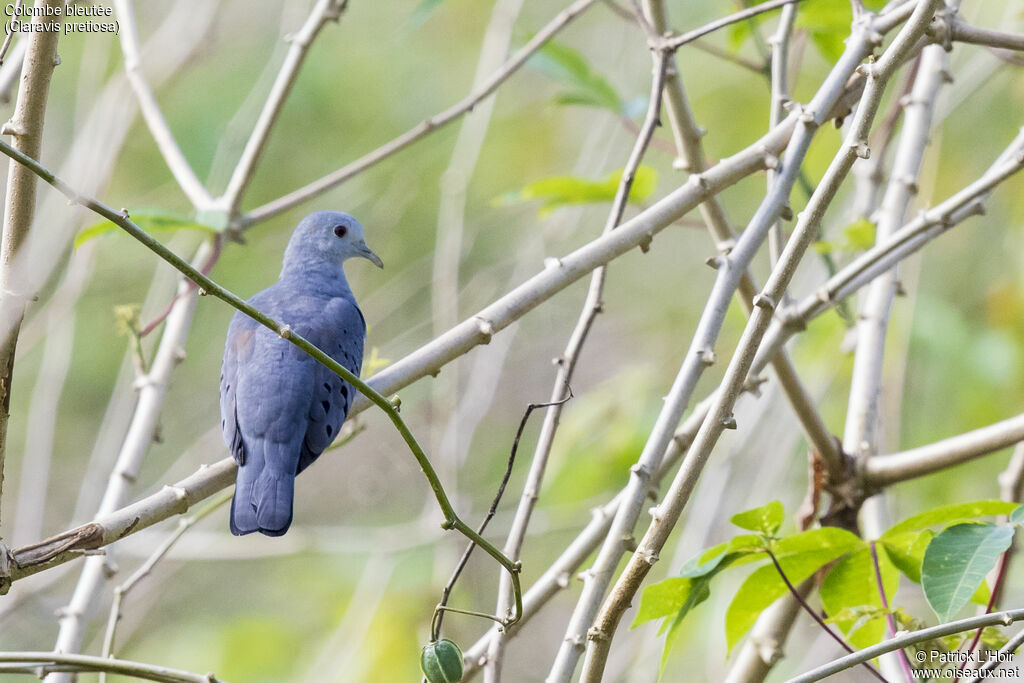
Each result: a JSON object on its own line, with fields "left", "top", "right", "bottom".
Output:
{"left": 251, "top": 468, "right": 295, "bottom": 537}
{"left": 230, "top": 464, "right": 261, "bottom": 536}
{"left": 231, "top": 464, "right": 295, "bottom": 537}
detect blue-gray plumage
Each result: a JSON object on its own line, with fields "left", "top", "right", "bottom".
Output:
{"left": 220, "top": 211, "right": 382, "bottom": 537}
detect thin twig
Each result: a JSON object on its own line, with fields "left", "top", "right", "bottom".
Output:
{"left": 0, "top": 652, "right": 220, "bottom": 683}
{"left": 766, "top": 549, "right": 889, "bottom": 683}
{"left": 98, "top": 490, "right": 233, "bottom": 682}
{"left": 515, "top": 37, "right": 673, "bottom": 683}
{"left": 0, "top": 0, "right": 22, "bottom": 65}
{"left": 663, "top": 0, "right": 805, "bottom": 51}
{"left": 788, "top": 608, "right": 1024, "bottom": 683}
{"left": 870, "top": 541, "right": 914, "bottom": 680}
{"left": 433, "top": 389, "right": 572, "bottom": 640}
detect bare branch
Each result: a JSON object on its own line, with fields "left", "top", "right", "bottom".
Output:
{"left": 219, "top": 0, "right": 348, "bottom": 211}
{"left": 486, "top": 40, "right": 671, "bottom": 682}
{"left": 949, "top": 19, "right": 1024, "bottom": 53}
{"left": 753, "top": 127, "right": 1024, "bottom": 377}
{"left": 0, "top": 651, "right": 221, "bottom": 683}
{"left": 98, "top": 491, "right": 232, "bottom": 681}
{"left": 865, "top": 413, "right": 1024, "bottom": 487}
{"left": 464, "top": 393, "right": 718, "bottom": 679}
{"left": 0, "top": 0, "right": 63, "bottom": 537}
{"left": 241, "top": 0, "right": 601, "bottom": 227}
{"left": 580, "top": 3, "right": 942, "bottom": 679}
{"left": 111, "top": 0, "right": 214, "bottom": 209}
{"left": 663, "top": 0, "right": 805, "bottom": 51}
{"left": 788, "top": 608, "right": 1024, "bottom": 683}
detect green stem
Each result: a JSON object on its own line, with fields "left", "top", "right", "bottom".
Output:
{"left": 0, "top": 138, "right": 524, "bottom": 626}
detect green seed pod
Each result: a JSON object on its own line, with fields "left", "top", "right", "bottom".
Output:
{"left": 420, "top": 638, "right": 464, "bottom": 683}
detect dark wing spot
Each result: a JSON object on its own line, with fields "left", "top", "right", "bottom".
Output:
{"left": 221, "top": 419, "right": 225, "bottom": 428}
{"left": 340, "top": 385, "right": 348, "bottom": 400}
{"left": 321, "top": 400, "right": 330, "bottom": 414}
{"left": 323, "top": 382, "right": 331, "bottom": 391}
{"left": 226, "top": 384, "right": 230, "bottom": 392}
{"left": 326, "top": 424, "right": 333, "bottom": 437}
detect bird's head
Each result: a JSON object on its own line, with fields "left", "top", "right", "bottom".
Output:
{"left": 285, "top": 210, "right": 384, "bottom": 270}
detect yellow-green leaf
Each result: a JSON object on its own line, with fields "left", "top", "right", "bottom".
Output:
{"left": 75, "top": 209, "right": 220, "bottom": 248}
{"left": 883, "top": 501, "right": 1019, "bottom": 539}
{"left": 730, "top": 500, "right": 784, "bottom": 535}
{"left": 820, "top": 546, "right": 899, "bottom": 648}
{"left": 494, "top": 166, "right": 657, "bottom": 216}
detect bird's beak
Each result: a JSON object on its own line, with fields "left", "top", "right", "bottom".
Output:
{"left": 356, "top": 240, "right": 384, "bottom": 269}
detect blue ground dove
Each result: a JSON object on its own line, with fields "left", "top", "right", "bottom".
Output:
{"left": 220, "top": 211, "right": 382, "bottom": 536}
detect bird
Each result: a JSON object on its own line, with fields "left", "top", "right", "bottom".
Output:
{"left": 219, "top": 210, "right": 383, "bottom": 537}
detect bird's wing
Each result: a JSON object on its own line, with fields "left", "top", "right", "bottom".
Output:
{"left": 230, "top": 288, "right": 324, "bottom": 535}
{"left": 220, "top": 310, "right": 259, "bottom": 465}
{"left": 295, "top": 294, "right": 366, "bottom": 473}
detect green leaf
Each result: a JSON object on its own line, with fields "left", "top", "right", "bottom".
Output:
{"left": 772, "top": 527, "right": 865, "bottom": 556}
{"left": 730, "top": 500, "right": 784, "bottom": 535}
{"left": 795, "top": 0, "right": 854, "bottom": 63}
{"left": 820, "top": 546, "right": 899, "bottom": 648}
{"left": 696, "top": 534, "right": 766, "bottom": 568}
{"left": 529, "top": 42, "right": 622, "bottom": 113}
{"left": 881, "top": 529, "right": 933, "bottom": 583}
{"left": 842, "top": 218, "right": 876, "bottom": 250}
{"left": 1010, "top": 504, "right": 1024, "bottom": 525}
{"left": 883, "top": 500, "right": 1019, "bottom": 539}
{"left": 725, "top": 546, "right": 854, "bottom": 653}
{"left": 75, "top": 209, "right": 220, "bottom": 248}
{"left": 922, "top": 523, "right": 1014, "bottom": 622}
{"left": 727, "top": 21, "right": 753, "bottom": 52}
{"left": 494, "top": 166, "right": 657, "bottom": 216}
{"left": 635, "top": 548, "right": 745, "bottom": 674}
{"left": 634, "top": 546, "right": 743, "bottom": 628}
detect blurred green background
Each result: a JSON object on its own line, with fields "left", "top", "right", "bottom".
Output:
{"left": 1, "top": 0, "right": 1023, "bottom": 680}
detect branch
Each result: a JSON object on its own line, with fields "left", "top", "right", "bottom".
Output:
{"left": 949, "top": 19, "right": 1024, "bottom": 53}
{"left": 463, "top": 392, "right": 718, "bottom": 679}
{"left": 219, "top": 0, "right": 347, "bottom": 211}
{"left": 644, "top": 0, "right": 842, "bottom": 477}
{"left": 767, "top": 549, "right": 886, "bottom": 683}
{"left": 485, "top": 37, "right": 672, "bottom": 682}
{"left": 753, "top": 127, "right": 1024, "bottom": 378}
{"left": 579, "top": 3, "right": 942, "bottom": 679}
{"left": 240, "top": 0, "right": 600, "bottom": 227}
{"left": 865, "top": 413, "right": 1024, "bottom": 487}
{"left": 112, "top": 0, "right": 213, "bottom": 209}
{"left": 0, "top": 17, "right": 883, "bottom": 592}
{"left": 787, "top": 609, "right": 1024, "bottom": 683}
{"left": 0, "top": 652, "right": 220, "bottom": 683}
{"left": 841, "top": 42, "right": 948, "bottom": 678}
{"left": 767, "top": 1, "right": 797, "bottom": 268}
{"left": 98, "top": 490, "right": 233, "bottom": 681}
{"left": 663, "top": 0, "right": 805, "bottom": 51}
{"left": 723, "top": 581, "right": 810, "bottom": 683}
{"left": 965, "top": 624, "right": 1024, "bottom": 682}
{"left": 51, "top": 243, "right": 210, "bottom": 666}
{"left": 0, "top": 0, "right": 62, "bottom": 538}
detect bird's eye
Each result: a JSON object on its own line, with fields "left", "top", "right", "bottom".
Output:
{"left": 333, "top": 224, "right": 347, "bottom": 238}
